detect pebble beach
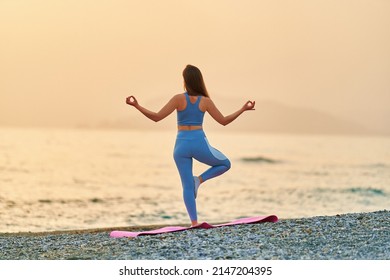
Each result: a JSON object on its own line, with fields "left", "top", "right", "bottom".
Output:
{"left": 0, "top": 210, "right": 389, "bottom": 260}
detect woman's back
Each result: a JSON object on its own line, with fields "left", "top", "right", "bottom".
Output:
{"left": 177, "top": 92, "right": 205, "bottom": 126}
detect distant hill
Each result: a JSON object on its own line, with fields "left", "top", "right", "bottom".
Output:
{"left": 214, "top": 100, "right": 373, "bottom": 135}
{"left": 96, "top": 99, "right": 374, "bottom": 135}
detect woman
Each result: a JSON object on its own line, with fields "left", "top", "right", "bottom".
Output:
{"left": 126, "top": 65, "right": 255, "bottom": 226}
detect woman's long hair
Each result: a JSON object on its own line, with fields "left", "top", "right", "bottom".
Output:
{"left": 182, "top": 65, "right": 210, "bottom": 97}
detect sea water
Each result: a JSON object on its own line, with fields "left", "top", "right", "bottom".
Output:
{"left": 0, "top": 127, "right": 389, "bottom": 232}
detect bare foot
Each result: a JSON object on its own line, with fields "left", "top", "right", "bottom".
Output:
{"left": 191, "top": 221, "right": 200, "bottom": 227}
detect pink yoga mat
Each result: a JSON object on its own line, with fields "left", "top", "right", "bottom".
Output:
{"left": 110, "top": 215, "right": 278, "bottom": 238}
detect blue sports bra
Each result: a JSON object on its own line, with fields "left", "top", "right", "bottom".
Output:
{"left": 177, "top": 92, "right": 205, "bottom": 126}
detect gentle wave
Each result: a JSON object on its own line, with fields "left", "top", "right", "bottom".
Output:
{"left": 360, "top": 163, "right": 390, "bottom": 169}
{"left": 314, "top": 187, "right": 386, "bottom": 196}
{"left": 240, "top": 156, "right": 281, "bottom": 164}
{"left": 344, "top": 187, "right": 386, "bottom": 196}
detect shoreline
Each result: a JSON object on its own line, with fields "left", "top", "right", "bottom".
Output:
{"left": 1, "top": 210, "right": 389, "bottom": 260}
{"left": 0, "top": 210, "right": 383, "bottom": 236}
{"left": 0, "top": 224, "right": 175, "bottom": 237}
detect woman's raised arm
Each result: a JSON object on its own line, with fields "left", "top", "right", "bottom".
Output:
{"left": 126, "top": 95, "right": 179, "bottom": 122}
{"left": 205, "top": 98, "right": 255, "bottom": 126}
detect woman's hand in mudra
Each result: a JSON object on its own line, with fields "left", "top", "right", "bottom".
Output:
{"left": 126, "top": 96, "right": 138, "bottom": 107}
{"left": 242, "top": 101, "right": 255, "bottom": 111}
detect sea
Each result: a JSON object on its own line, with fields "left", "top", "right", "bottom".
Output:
{"left": 0, "top": 127, "right": 389, "bottom": 233}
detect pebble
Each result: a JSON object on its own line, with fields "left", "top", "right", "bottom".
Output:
{"left": 0, "top": 210, "right": 388, "bottom": 260}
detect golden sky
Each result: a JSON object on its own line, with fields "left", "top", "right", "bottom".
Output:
{"left": 1, "top": 0, "right": 389, "bottom": 134}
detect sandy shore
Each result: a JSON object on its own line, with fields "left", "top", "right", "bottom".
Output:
{"left": 0, "top": 210, "right": 388, "bottom": 260}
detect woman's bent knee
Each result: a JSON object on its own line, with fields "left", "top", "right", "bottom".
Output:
{"left": 224, "top": 159, "right": 231, "bottom": 171}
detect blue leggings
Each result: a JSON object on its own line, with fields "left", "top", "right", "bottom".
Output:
{"left": 173, "top": 130, "right": 231, "bottom": 221}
